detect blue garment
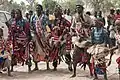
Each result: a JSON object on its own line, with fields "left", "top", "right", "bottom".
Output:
{"left": 91, "top": 27, "right": 111, "bottom": 45}
{"left": 95, "top": 67, "right": 104, "bottom": 75}
{"left": 0, "top": 50, "right": 5, "bottom": 63}
{"left": 31, "top": 14, "right": 49, "bottom": 32}
{"left": 42, "top": 14, "right": 49, "bottom": 31}
{"left": 30, "top": 14, "right": 36, "bottom": 31}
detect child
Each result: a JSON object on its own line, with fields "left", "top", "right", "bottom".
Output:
{"left": 0, "top": 28, "right": 11, "bottom": 76}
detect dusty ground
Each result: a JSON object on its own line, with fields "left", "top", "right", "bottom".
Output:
{"left": 0, "top": 54, "right": 120, "bottom": 80}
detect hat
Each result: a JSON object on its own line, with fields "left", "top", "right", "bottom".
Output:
{"left": 76, "top": 4, "right": 84, "bottom": 9}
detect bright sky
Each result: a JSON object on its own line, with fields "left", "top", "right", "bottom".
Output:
{"left": 11, "top": 0, "right": 43, "bottom": 5}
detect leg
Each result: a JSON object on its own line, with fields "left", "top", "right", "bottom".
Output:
{"left": 8, "top": 66, "right": 11, "bottom": 76}
{"left": 104, "top": 70, "right": 108, "bottom": 80}
{"left": 65, "top": 54, "right": 72, "bottom": 71}
{"left": 45, "top": 55, "right": 50, "bottom": 70}
{"left": 46, "top": 61, "right": 50, "bottom": 70}
{"left": 88, "top": 63, "right": 93, "bottom": 77}
{"left": 28, "top": 59, "right": 32, "bottom": 72}
{"left": 52, "top": 59, "right": 58, "bottom": 71}
{"left": 71, "top": 62, "right": 77, "bottom": 77}
{"left": 118, "top": 68, "right": 120, "bottom": 80}
{"left": 33, "top": 61, "right": 39, "bottom": 71}
{"left": 11, "top": 65, "right": 14, "bottom": 72}
{"left": 94, "top": 67, "right": 98, "bottom": 80}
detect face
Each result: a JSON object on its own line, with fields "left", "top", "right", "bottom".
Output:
{"left": 11, "top": 10, "right": 15, "bottom": 18}
{"left": 98, "top": 11, "right": 102, "bottom": 17}
{"left": 76, "top": 6, "right": 83, "bottom": 14}
{"left": 116, "top": 10, "right": 120, "bottom": 14}
{"left": 0, "top": 29, "right": 3, "bottom": 37}
{"left": 54, "top": 8, "right": 62, "bottom": 18}
{"left": 67, "top": 9, "right": 70, "bottom": 15}
{"left": 29, "top": 11, "right": 33, "bottom": 16}
{"left": 110, "top": 10, "right": 115, "bottom": 14}
{"left": 15, "top": 10, "right": 21, "bottom": 19}
{"left": 36, "top": 5, "right": 42, "bottom": 15}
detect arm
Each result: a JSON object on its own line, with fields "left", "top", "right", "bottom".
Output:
{"left": 103, "top": 29, "right": 112, "bottom": 47}
{"left": 25, "top": 22, "right": 32, "bottom": 41}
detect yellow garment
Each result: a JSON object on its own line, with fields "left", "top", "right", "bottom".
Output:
{"left": 49, "top": 15, "right": 55, "bottom": 20}
{"left": 46, "top": 25, "right": 51, "bottom": 33}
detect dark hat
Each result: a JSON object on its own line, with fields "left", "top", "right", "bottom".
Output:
{"left": 76, "top": 4, "right": 84, "bottom": 9}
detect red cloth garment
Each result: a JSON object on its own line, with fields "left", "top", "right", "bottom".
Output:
{"left": 66, "top": 33, "right": 72, "bottom": 50}
{"left": 115, "top": 14, "right": 120, "bottom": 21}
{"left": 116, "top": 57, "right": 120, "bottom": 68}
{"left": 9, "top": 19, "right": 31, "bottom": 64}
{"left": 49, "top": 47, "right": 59, "bottom": 61}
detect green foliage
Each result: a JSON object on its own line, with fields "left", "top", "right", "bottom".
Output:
{"left": 60, "top": 0, "right": 84, "bottom": 14}
{"left": 42, "top": 0, "right": 58, "bottom": 13}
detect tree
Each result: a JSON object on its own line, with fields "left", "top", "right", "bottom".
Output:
{"left": 42, "top": 0, "right": 58, "bottom": 13}
{"left": 0, "top": 0, "right": 5, "bottom": 5}
{"left": 60, "top": 0, "right": 84, "bottom": 14}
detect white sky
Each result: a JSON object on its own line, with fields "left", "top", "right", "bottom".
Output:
{"left": 9, "top": 0, "right": 43, "bottom": 5}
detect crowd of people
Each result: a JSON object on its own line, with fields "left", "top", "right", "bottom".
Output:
{"left": 0, "top": 4, "right": 120, "bottom": 80}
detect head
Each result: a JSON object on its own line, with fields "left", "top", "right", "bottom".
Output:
{"left": 76, "top": 4, "right": 84, "bottom": 14}
{"left": 15, "top": 9, "right": 22, "bottom": 20}
{"left": 64, "top": 9, "right": 67, "bottom": 14}
{"left": 11, "top": 9, "right": 15, "bottom": 18}
{"left": 86, "top": 11, "right": 91, "bottom": 16}
{"left": 116, "top": 9, "right": 120, "bottom": 15}
{"left": 0, "top": 28, "right": 3, "bottom": 37}
{"left": 45, "top": 9, "right": 49, "bottom": 16}
{"left": 98, "top": 11, "right": 102, "bottom": 17}
{"left": 110, "top": 9, "right": 115, "bottom": 14}
{"left": 29, "top": 10, "right": 33, "bottom": 16}
{"left": 67, "top": 8, "right": 70, "bottom": 15}
{"left": 25, "top": 13, "right": 29, "bottom": 18}
{"left": 94, "top": 11, "right": 97, "bottom": 18}
{"left": 36, "top": 4, "right": 43, "bottom": 16}
{"left": 54, "top": 7, "right": 63, "bottom": 19}
{"left": 117, "top": 27, "right": 120, "bottom": 34}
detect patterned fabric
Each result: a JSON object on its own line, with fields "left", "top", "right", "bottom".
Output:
{"left": 107, "top": 14, "right": 115, "bottom": 26}
{"left": 91, "top": 27, "right": 110, "bottom": 45}
{"left": 116, "top": 57, "right": 120, "bottom": 68}
{"left": 66, "top": 33, "right": 72, "bottom": 51}
{"left": 9, "top": 18, "right": 31, "bottom": 64}
{"left": 0, "top": 38, "right": 11, "bottom": 65}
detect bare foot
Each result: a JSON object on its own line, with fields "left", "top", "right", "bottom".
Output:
{"left": 32, "top": 67, "right": 39, "bottom": 71}
{"left": 70, "top": 74, "right": 76, "bottom": 78}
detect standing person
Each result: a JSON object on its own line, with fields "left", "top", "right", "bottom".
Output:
{"left": 113, "top": 19, "right": 120, "bottom": 79}
{"left": 62, "top": 9, "right": 67, "bottom": 18}
{"left": 31, "top": 4, "right": 51, "bottom": 71}
{"left": 87, "top": 19, "right": 111, "bottom": 80}
{"left": 10, "top": 9, "right": 31, "bottom": 71}
{"left": 94, "top": 11, "right": 97, "bottom": 18}
{"left": 64, "top": 9, "right": 72, "bottom": 24}
{"left": 107, "top": 8, "right": 116, "bottom": 47}
{"left": 29, "top": 10, "right": 36, "bottom": 31}
{"left": 24, "top": 12, "right": 30, "bottom": 22}
{"left": 71, "top": 4, "right": 93, "bottom": 77}
{"left": 5, "top": 9, "right": 16, "bottom": 72}
{"left": 97, "top": 11, "right": 105, "bottom": 26}
{"left": 48, "top": 7, "right": 72, "bottom": 71}
{"left": 115, "top": 9, "right": 120, "bottom": 20}
{"left": 0, "top": 28, "right": 11, "bottom": 76}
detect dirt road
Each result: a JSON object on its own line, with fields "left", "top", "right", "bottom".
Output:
{"left": 0, "top": 54, "right": 120, "bottom": 80}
